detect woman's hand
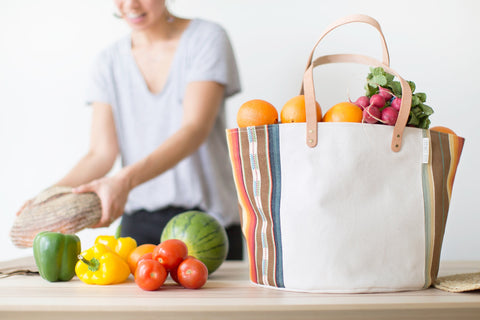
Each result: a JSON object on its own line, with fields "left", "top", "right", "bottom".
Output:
{"left": 72, "top": 173, "right": 132, "bottom": 228}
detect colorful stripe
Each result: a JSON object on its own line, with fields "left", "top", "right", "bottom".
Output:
{"left": 226, "top": 125, "right": 284, "bottom": 287}
{"left": 422, "top": 130, "right": 465, "bottom": 286}
{"left": 268, "top": 125, "right": 284, "bottom": 287}
{"left": 226, "top": 129, "right": 258, "bottom": 283}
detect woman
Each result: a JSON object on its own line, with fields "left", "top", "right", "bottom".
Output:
{"left": 28, "top": 0, "right": 242, "bottom": 258}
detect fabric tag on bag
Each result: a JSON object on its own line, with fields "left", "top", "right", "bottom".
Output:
{"left": 423, "top": 138, "right": 430, "bottom": 164}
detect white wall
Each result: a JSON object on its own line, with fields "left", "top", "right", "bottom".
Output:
{"left": 1, "top": 0, "right": 479, "bottom": 262}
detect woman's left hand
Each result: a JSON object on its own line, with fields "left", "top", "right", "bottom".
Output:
{"left": 72, "top": 173, "right": 131, "bottom": 228}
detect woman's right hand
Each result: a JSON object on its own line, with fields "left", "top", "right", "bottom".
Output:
{"left": 15, "top": 199, "right": 32, "bottom": 216}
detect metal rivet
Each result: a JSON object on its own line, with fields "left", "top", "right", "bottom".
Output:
{"left": 308, "top": 139, "right": 313, "bottom": 143}
{"left": 308, "top": 129, "right": 313, "bottom": 133}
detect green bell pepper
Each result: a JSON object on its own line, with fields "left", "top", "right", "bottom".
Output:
{"left": 33, "top": 231, "right": 81, "bottom": 282}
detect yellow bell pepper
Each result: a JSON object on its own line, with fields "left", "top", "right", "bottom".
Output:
{"left": 75, "top": 243, "right": 130, "bottom": 285}
{"left": 95, "top": 235, "right": 137, "bottom": 261}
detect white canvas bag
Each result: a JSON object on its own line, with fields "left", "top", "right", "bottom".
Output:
{"left": 226, "top": 15, "right": 465, "bottom": 293}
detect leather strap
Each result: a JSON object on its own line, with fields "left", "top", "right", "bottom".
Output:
{"left": 303, "top": 53, "right": 412, "bottom": 152}
{"left": 300, "top": 14, "right": 390, "bottom": 95}
{"left": 306, "top": 14, "right": 390, "bottom": 70}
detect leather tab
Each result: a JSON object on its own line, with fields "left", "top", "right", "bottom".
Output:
{"left": 304, "top": 65, "right": 318, "bottom": 147}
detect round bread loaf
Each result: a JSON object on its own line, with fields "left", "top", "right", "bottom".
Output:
{"left": 10, "top": 186, "right": 102, "bottom": 248}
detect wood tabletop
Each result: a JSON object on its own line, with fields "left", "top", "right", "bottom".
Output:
{"left": 1, "top": 257, "right": 479, "bottom": 320}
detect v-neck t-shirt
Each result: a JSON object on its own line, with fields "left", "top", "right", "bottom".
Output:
{"left": 85, "top": 19, "right": 241, "bottom": 227}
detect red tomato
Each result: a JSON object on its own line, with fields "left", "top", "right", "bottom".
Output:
{"left": 137, "top": 252, "right": 153, "bottom": 266}
{"left": 169, "top": 255, "right": 195, "bottom": 284}
{"left": 177, "top": 257, "right": 208, "bottom": 289}
{"left": 169, "top": 267, "right": 180, "bottom": 284}
{"left": 152, "top": 239, "right": 188, "bottom": 271}
{"left": 134, "top": 259, "right": 167, "bottom": 291}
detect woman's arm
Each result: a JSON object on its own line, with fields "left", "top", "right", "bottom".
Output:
{"left": 121, "top": 81, "right": 225, "bottom": 189}
{"left": 74, "top": 81, "right": 225, "bottom": 227}
{"left": 56, "top": 102, "right": 119, "bottom": 187}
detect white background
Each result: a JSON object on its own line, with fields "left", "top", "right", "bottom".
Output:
{"left": 1, "top": 0, "right": 479, "bottom": 262}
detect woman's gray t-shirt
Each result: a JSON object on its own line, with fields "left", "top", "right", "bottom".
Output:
{"left": 85, "top": 19, "right": 241, "bottom": 226}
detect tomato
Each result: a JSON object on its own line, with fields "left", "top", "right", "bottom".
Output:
{"left": 127, "top": 243, "right": 157, "bottom": 274}
{"left": 169, "top": 267, "right": 180, "bottom": 284}
{"left": 152, "top": 239, "right": 188, "bottom": 271}
{"left": 137, "top": 252, "right": 153, "bottom": 265}
{"left": 134, "top": 259, "right": 167, "bottom": 291}
{"left": 169, "top": 255, "right": 195, "bottom": 284}
{"left": 177, "top": 257, "right": 208, "bottom": 289}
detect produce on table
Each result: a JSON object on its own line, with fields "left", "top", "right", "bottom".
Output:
{"left": 95, "top": 235, "right": 137, "bottom": 261}
{"left": 360, "top": 67, "right": 434, "bottom": 128}
{"left": 236, "top": 99, "right": 278, "bottom": 127}
{"left": 176, "top": 257, "right": 209, "bottom": 289}
{"left": 33, "top": 231, "right": 81, "bottom": 282}
{"left": 280, "top": 95, "right": 322, "bottom": 123}
{"left": 127, "top": 243, "right": 157, "bottom": 274}
{"left": 138, "top": 252, "right": 153, "bottom": 264}
{"left": 152, "top": 239, "right": 188, "bottom": 271}
{"left": 161, "top": 211, "right": 228, "bottom": 274}
{"left": 134, "top": 240, "right": 209, "bottom": 291}
{"left": 75, "top": 243, "right": 130, "bottom": 285}
{"left": 134, "top": 259, "right": 167, "bottom": 291}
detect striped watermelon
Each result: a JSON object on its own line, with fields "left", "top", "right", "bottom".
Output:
{"left": 161, "top": 211, "right": 228, "bottom": 274}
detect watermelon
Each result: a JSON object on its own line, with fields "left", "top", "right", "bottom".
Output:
{"left": 161, "top": 211, "right": 229, "bottom": 274}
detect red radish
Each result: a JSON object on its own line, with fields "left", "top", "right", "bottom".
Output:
{"left": 391, "top": 97, "right": 402, "bottom": 111}
{"left": 354, "top": 96, "right": 370, "bottom": 110}
{"left": 378, "top": 87, "right": 394, "bottom": 100}
{"left": 381, "top": 107, "right": 398, "bottom": 126}
{"left": 370, "top": 94, "right": 386, "bottom": 108}
{"left": 363, "top": 106, "right": 381, "bottom": 124}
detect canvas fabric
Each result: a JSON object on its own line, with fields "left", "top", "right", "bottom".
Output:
{"left": 226, "top": 124, "right": 464, "bottom": 292}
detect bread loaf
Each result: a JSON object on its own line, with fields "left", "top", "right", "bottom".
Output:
{"left": 10, "top": 186, "right": 102, "bottom": 248}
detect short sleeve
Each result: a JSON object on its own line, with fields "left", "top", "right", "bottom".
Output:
{"left": 85, "top": 50, "right": 114, "bottom": 106}
{"left": 186, "top": 23, "right": 241, "bottom": 97}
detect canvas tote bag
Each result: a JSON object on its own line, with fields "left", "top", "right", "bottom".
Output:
{"left": 226, "top": 15, "right": 465, "bottom": 293}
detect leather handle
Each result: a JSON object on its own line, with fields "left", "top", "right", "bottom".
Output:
{"left": 303, "top": 54, "right": 412, "bottom": 152}
{"left": 300, "top": 14, "right": 390, "bottom": 95}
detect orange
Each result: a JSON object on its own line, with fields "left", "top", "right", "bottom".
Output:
{"left": 430, "top": 126, "right": 457, "bottom": 136}
{"left": 322, "top": 102, "right": 363, "bottom": 123}
{"left": 127, "top": 243, "right": 157, "bottom": 274}
{"left": 280, "top": 95, "right": 322, "bottom": 123}
{"left": 237, "top": 99, "right": 278, "bottom": 128}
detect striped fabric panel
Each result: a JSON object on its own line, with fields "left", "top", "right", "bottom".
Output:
{"left": 423, "top": 130, "right": 465, "bottom": 287}
{"left": 226, "top": 125, "right": 283, "bottom": 287}
{"left": 226, "top": 129, "right": 258, "bottom": 283}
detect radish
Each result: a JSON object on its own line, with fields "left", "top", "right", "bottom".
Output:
{"left": 370, "top": 94, "right": 386, "bottom": 108}
{"left": 363, "top": 106, "right": 381, "bottom": 124}
{"left": 378, "top": 87, "right": 394, "bottom": 100}
{"left": 391, "top": 97, "right": 402, "bottom": 111}
{"left": 381, "top": 107, "right": 398, "bottom": 126}
{"left": 354, "top": 96, "right": 370, "bottom": 110}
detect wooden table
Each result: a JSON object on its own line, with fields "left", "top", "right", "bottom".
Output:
{"left": 1, "top": 257, "right": 479, "bottom": 320}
